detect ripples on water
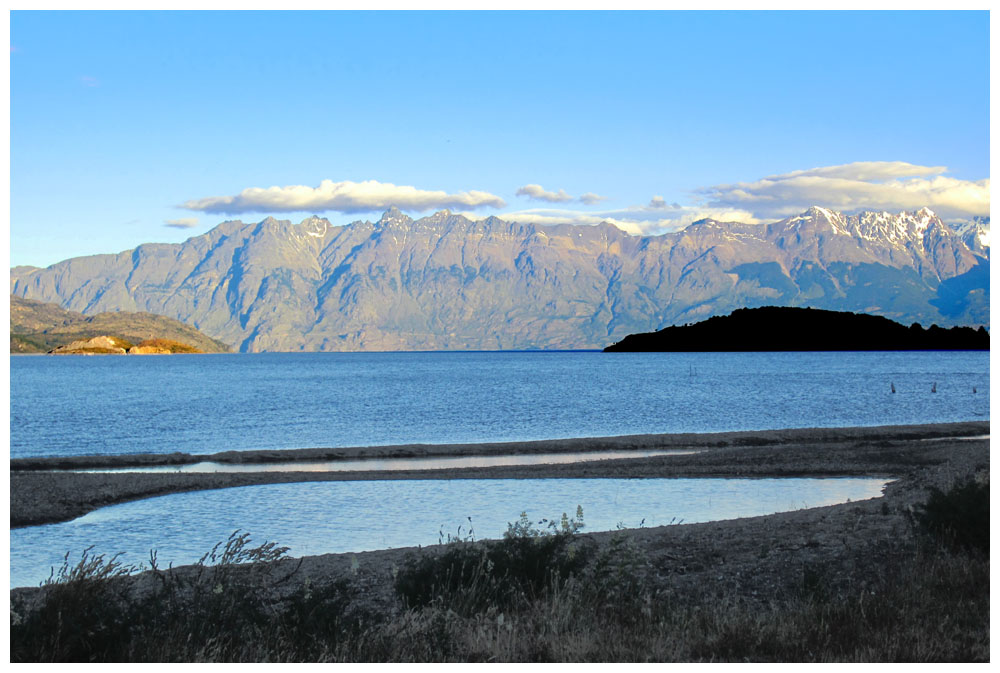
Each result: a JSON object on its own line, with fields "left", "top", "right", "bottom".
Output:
{"left": 10, "top": 351, "right": 990, "bottom": 459}
{"left": 9, "top": 351, "right": 982, "bottom": 589}
{"left": 10, "top": 477, "right": 891, "bottom": 588}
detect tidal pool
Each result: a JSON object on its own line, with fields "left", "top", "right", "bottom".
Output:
{"left": 10, "top": 476, "right": 891, "bottom": 588}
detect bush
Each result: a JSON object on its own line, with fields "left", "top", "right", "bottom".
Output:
{"left": 394, "top": 508, "right": 592, "bottom": 614}
{"left": 9, "top": 531, "right": 340, "bottom": 662}
{"left": 911, "top": 479, "right": 989, "bottom": 554}
{"left": 10, "top": 548, "right": 144, "bottom": 662}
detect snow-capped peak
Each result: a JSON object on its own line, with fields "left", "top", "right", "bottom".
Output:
{"left": 795, "top": 206, "right": 848, "bottom": 234}
{"left": 806, "top": 205, "right": 835, "bottom": 218}
{"left": 951, "top": 217, "right": 990, "bottom": 253}
{"left": 912, "top": 207, "right": 937, "bottom": 234}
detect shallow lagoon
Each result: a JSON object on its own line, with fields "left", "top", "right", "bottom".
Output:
{"left": 10, "top": 476, "right": 891, "bottom": 588}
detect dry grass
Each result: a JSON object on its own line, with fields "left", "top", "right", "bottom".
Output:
{"left": 10, "top": 484, "right": 990, "bottom": 663}
{"left": 10, "top": 294, "right": 232, "bottom": 353}
{"left": 131, "top": 338, "right": 203, "bottom": 353}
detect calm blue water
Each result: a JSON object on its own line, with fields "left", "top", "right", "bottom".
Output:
{"left": 10, "top": 476, "right": 890, "bottom": 588}
{"left": 10, "top": 351, "right": 989, "bottom": 459}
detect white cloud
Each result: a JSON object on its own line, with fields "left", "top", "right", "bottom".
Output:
{"left": 579, "top": 192, "right": 608, "bottom": 205}
{"left": 446, "top": 160, "right": 988, "bottom": 238}
{"left": 516, "top": 184, "right": 574, "bottom": 203}
{"left": 486, "top": 209, "right": 609, "bottom": 227}
{"left": 164, "top": 217, "right": 200, "bottom": 229}
{"left": 492, "top": 205, "right": 761, "bottom": 237}
{"left": 517, "top": 184, "right": 609, "bottom": 205}
{"left": 645, "top": 196, "right": 684, "bottom": 211}
{"left": 698, "top": 161, "right": 989, "bottom": 220}
{"left": 765, "top": 161, "right": 947, "bottom": 181}
{"left": 181, "top": 179, "right": 506, "bottom": 215}
{"left": 180, "top": 162, "right": 987, "bottom": 237}
{"left": 661, "top": 207, "right": 763, "bottom": 228}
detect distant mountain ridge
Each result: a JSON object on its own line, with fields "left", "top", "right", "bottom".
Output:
{"left": 9, "top": 206, "right": 989, "bottom": 352}
{"left": 953, "top": 216, "right": 991, "bottom": 255}
{"left": 10, "top": 295, "right": 232, "bottom": 353}
{"left": 604, "top": 306, "right": 989, "bottom": 352}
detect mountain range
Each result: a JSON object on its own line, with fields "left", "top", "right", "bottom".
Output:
{"left": 9, "top": 206, "right": 989, "bottom": 352}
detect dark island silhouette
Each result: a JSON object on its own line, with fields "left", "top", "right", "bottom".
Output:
{"left": 604, "top": 306, "right": 989, "bottom": 352}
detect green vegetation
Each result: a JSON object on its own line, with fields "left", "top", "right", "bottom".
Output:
{"left": 10, "top": 494, "right": 990, "bottom": 662}
{"left": 10, "top": 334, "right": 49, "bottom": 353}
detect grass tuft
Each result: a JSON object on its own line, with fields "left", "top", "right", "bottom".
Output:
{"left": 394, "top": 507, "right": 590, "bottom": 614}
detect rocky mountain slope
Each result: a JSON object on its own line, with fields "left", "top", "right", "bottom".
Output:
{"left": 10, "top": 207, "right": 989, "bottom": 352}
{"left": 953, "top": 216, "right": 991, "bottom": 255}
{"left": 10, "top": 295, "right": 232, "bottom": 353}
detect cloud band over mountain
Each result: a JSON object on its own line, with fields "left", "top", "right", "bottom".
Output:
{"left": 483, "top": 206, "right": 761, "bottom": 236}
{"left": 697, "top": 161, "right": 989, "bottom": 220}
{"left": 181, "top": 179, "right": 507, "bottom": 215}
{"left": 501, "top": 162, "right": 988, "bottom": 236}
{"left": 176, "top": 162, "right": 987, "bottom": 235}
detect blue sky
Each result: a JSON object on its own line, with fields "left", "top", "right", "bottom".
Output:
{"left": 9, "top": 10, "right": 991, "bottom": 268}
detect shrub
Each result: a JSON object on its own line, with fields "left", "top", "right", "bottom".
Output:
{"left": 394, "top": 508, "right": 592, "bottom": 614}
{"left": 577, "top": 529, "right": 651, "bottom": 621}
{"left": 10, "top": 531, "right": 319, "bottom": 662}
{"left": 10, "top": 548, "right": 144, "bottom": 662}
{"left": 911, "top": 479, "right": 989, "bottom": 554}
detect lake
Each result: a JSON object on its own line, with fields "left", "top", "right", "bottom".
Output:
{"left": 9, "top": 350, "right": 987, "bottom": 589}
{"left": 10, "top": 476, "right": 892, "bottom": 588}
{"left": 10, "top": 351, "right": 990, "bottom": 459}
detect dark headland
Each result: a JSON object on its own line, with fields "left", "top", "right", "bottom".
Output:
{"left": 604, "top": 306, "right": 989, "bottom": 352}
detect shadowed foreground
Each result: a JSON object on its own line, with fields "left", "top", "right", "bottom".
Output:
{"left": 10, "top": 424, "right": 990, "bottom": 662}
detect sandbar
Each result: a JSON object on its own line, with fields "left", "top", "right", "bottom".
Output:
{"left": 10, "top": 421, "right": 988, "bottom": 528}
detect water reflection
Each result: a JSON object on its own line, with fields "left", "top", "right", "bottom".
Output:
{"left": 10, "top": 476, "right": 891, "bottom": 588}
